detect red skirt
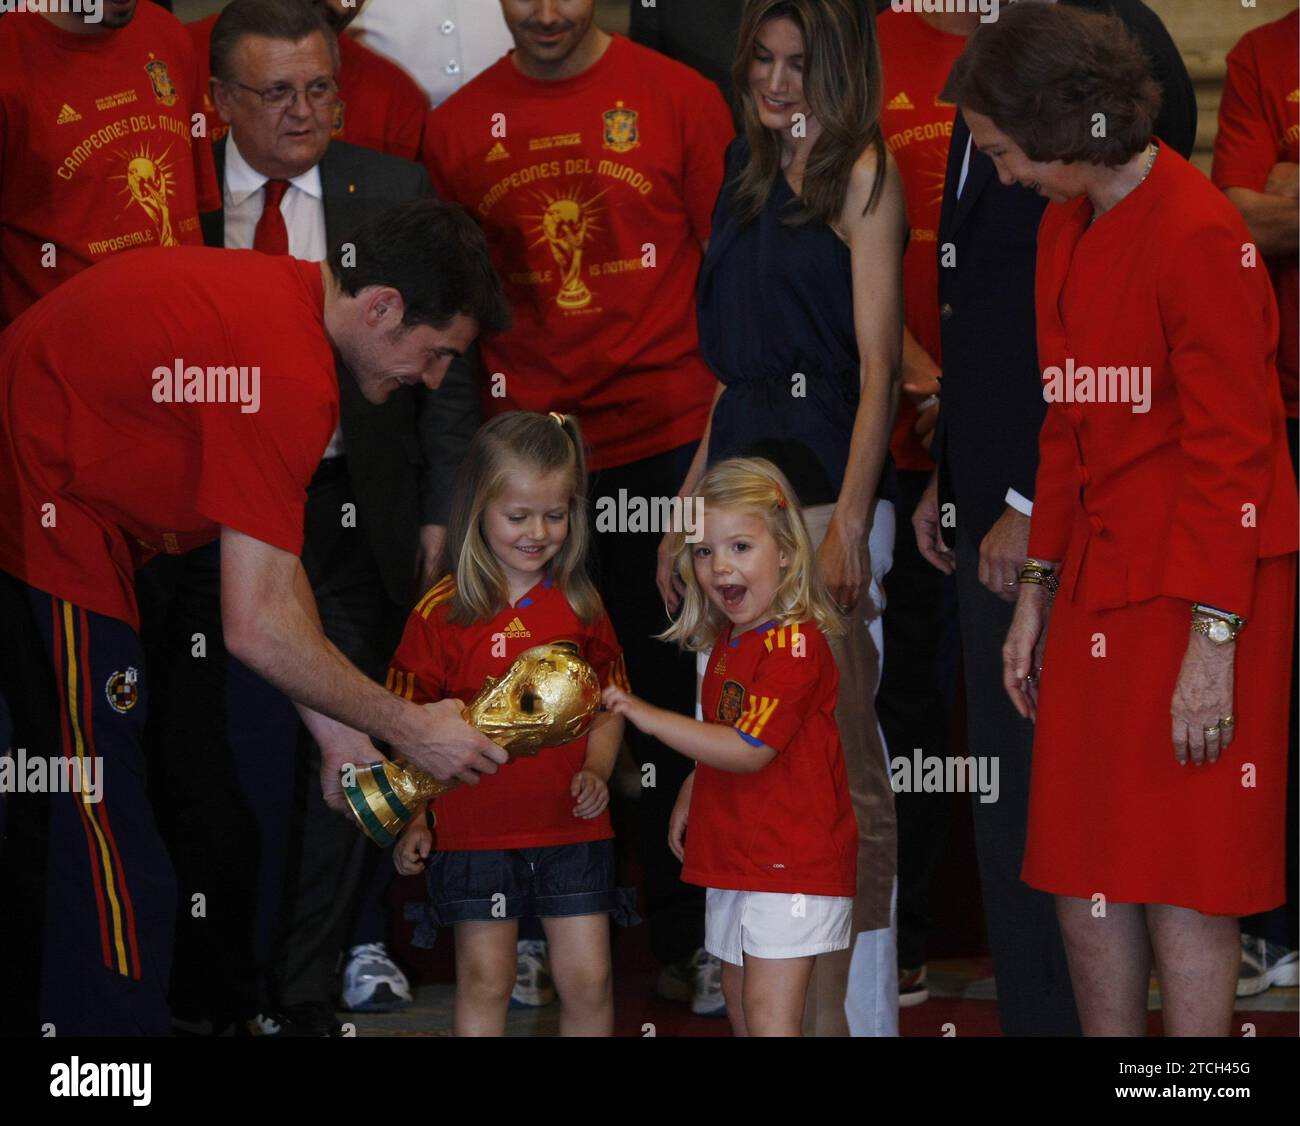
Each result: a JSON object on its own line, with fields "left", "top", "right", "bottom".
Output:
{"left": 1022, "top": 554, "right": 1296, "bottom": 916}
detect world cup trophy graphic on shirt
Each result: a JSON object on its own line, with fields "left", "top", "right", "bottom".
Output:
{"left": 342, "top": 641, "right": 601, "bottom": 845}
{"left": 542, "top": 197, "right": 593, "bottom": 310}
{"left": 119, "top": 149, "right": 179, "bottom": 247}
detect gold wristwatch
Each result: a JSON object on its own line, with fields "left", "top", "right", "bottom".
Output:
{"left": 1191, "top": 603, "right": 1246, "bottom": 644}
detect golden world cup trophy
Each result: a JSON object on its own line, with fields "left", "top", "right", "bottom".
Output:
{"left": 342, "top": 641, "right": 601, "bottom": 846}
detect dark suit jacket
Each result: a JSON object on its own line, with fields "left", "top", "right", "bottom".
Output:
{"left": 202, "top": 137, "right": 479, "bottom": 607}
{"left": 934, "top": 0, "right": 1197, "bottom": 547}
{"left": 629, "top": 0, "right": 744, "bottom": 117}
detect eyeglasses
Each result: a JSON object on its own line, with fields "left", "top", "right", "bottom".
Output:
{"left": 228, "top": 77, "right": 338, "bottom": 111}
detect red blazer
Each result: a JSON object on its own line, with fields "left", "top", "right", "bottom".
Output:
{"left": 1028, "top": 145, "right": 1298, "bottom": 617}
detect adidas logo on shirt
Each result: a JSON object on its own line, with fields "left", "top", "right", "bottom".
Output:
{"left": 504, "top": 616, "right": 531, "bottom": 639}
{"left": 56, "top": 103, "right": 82, "bottom": 125}
{"left": 886, "top": 91, "right": 914, "bottom": 111}
{"left": 485, "top": 141, "right": 510, "bottom": 162}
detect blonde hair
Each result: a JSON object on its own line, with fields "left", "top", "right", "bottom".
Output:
{"left": 658, "top": 457, "right": 844, "bottom": 651}
{"left": 439, "top": 411, "right": 601, "bottom": 625}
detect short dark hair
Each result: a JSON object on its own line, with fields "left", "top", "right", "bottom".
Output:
{"left": 942, "top": 2, "right": 1161, "bottom": 167}
{"left": 211, "top": 0, "right": 339, "bottom": 83}
{"left": 329, "top": 198, "right": 511, "bottom": 336}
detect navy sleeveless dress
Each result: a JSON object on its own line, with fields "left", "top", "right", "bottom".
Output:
{"left": 698, "top": 136, "right": 894, "bottom": 506}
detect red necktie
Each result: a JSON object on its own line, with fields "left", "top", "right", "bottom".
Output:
{"left": 253, "top": 179, "right": 290, "bottom": 255}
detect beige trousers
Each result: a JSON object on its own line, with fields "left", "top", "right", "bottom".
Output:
{"left": 800, "top": 500, "right": 898, "bottom": 1036}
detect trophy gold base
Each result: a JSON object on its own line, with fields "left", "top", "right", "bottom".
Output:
{"left": 343, "top": 760, "right": 449, "bottom": 847}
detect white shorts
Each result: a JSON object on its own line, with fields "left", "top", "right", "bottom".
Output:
{"left": 704, "top": 888, "right": 854, "bottom": 964}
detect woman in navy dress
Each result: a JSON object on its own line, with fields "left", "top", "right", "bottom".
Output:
{"left": 657, "top": 0, "right": 907, "bottom": 1036}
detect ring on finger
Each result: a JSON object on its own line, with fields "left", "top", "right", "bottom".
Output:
{"left": 1221, "top": 715, "right": 1235, "bottom": 727}
{"left": 1203, "top": 724, "right": 1221, "bottom": 736}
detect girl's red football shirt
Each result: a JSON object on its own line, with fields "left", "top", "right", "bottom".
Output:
{"left": 683, "top": 620, "right": 857, "bottom": 898}
{"left": 387, "top": 575, "right": 628, "bottom": 851}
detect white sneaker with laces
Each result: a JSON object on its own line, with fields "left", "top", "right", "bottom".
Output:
{"left": 339, "top": 942, "right": 413, "bottom": 1012}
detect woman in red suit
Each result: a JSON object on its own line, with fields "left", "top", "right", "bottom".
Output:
{"left": 946, "top": 3, "right": 1298, "bottom": 1036}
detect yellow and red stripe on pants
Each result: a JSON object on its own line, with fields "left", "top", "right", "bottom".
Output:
{"left": 50, "top": 598, "right": 141, "bottom": 979}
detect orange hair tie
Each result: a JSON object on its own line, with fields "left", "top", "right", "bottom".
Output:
{"left": 773, "top": 484, "right": 788, "bottom": 510}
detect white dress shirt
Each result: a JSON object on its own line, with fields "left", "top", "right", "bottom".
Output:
{"left": 350, "top": 0, "right": 514, "bottom": 108}
{"left": 222, "top": 131, "right": 343, "bottom": 458}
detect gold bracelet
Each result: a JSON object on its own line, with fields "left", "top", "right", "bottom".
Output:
{"left": 1018, "top": 568, "right": 1060, "bottom": 595}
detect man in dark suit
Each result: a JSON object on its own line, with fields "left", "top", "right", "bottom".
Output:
{"left": 913, "top": 0, "right": 1197, "bottom": 1035}
{"left": 144, "top": 0, "right": 478, "bottom": 1035}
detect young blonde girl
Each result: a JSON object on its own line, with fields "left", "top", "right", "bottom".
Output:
{"left": 389, "top": 411, "right": 627, "bottom": 1036}
{"left": 604, "top": 457, "right": 856, "bottom": 1036}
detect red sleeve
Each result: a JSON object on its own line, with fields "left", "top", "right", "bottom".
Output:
{"left": 586, "top": 605, "right": 630, "bottom": 693}
{"left": 1027, "top": 207, "right": 1086, "bottom": 562}
{"left": 181, "top": 28, "right": 221, "bottom": 212}
{"left": 678, "top": 78, "right": 734, "bottom": 243}
{"left": 193, "top": 359, "right": 336, "bottom": 555}
{"left": 1156, "top": 216, "right": 1278, "bottom": 615}
{"left": 388, "top": 72, "right": 428, "bottom": 164}
{"left": 1212, "top": 36, "right": 1274, "bottom": 192}
{"left": 1025, "top": 404, "right": 1077, "bottom": 563}
{"left": 731, "top": 627, "right": 824, "bottom": 753}
{"left": 387, "top": 609, "right": 446, "bottom": 705}
{"left": 421, "top": 107, "right": 459, "bottom": 201}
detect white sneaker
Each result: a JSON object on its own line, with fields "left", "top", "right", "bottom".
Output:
{"left": 339, "top": 942, "right": 413, "bottom": 1012}
{"left": 689, "top": 947, "right": 727, "bottom": 1016}
{"left": 1237, "top": 934, "right": 1299, "bottom": 997}
{"left": 511, "top": 939, "right": 557, "bottom": 1008}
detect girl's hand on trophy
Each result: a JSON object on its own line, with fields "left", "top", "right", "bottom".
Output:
{"left": 394, "top": 820, "right": 433, "bottom": 875}
{"left": 601, "top": 685, "right": 649, "bottom": 730}
{"left": 571, "top": 769, "right": 609, "bottom": 819}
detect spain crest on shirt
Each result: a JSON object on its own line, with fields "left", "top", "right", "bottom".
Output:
{"left": 602, "top": 102, "right": 639, "bottom": 153}
{"left": 717, "top": 680, "right": 745, "bottom": 725}
{"left": 144, "top": 55, "right": 178, "bottom": 107}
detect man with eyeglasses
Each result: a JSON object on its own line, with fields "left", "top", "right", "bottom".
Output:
{"left": 189, "top": 0, "right": 427, "bottom": 162}
{"left": 0, "top": 0, "right": 219, "bottom": 328}
{"left": 137, "top": 0, "right": 480, "bottom": 1036}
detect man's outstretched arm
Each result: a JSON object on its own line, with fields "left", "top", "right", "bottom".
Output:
{"left": 218, "top": 527, "right": 507, "bottom": 792}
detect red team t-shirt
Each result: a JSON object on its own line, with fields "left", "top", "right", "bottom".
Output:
{"left": 422, "top": 35, "right": 733, "bottom": 470}
{"left": 683, "top": 621, "right": 857, "bottom": 898}
{"left": 188, "top": 15, "right": 427, "bottom": 163}
{"left": 877, "top": 10, "right": 967, "bottom": 471}
{"left": 0, "top": 5, "right": 219, "bottom": 326}
{"left": 387, "top": 575, "right": 630, "bottom": 851}
{"left": 1212, "top": 8, "right": 1299, "bottom": 420}
{"left": 0, "top": 248, "right": 338, "bottom": 627}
